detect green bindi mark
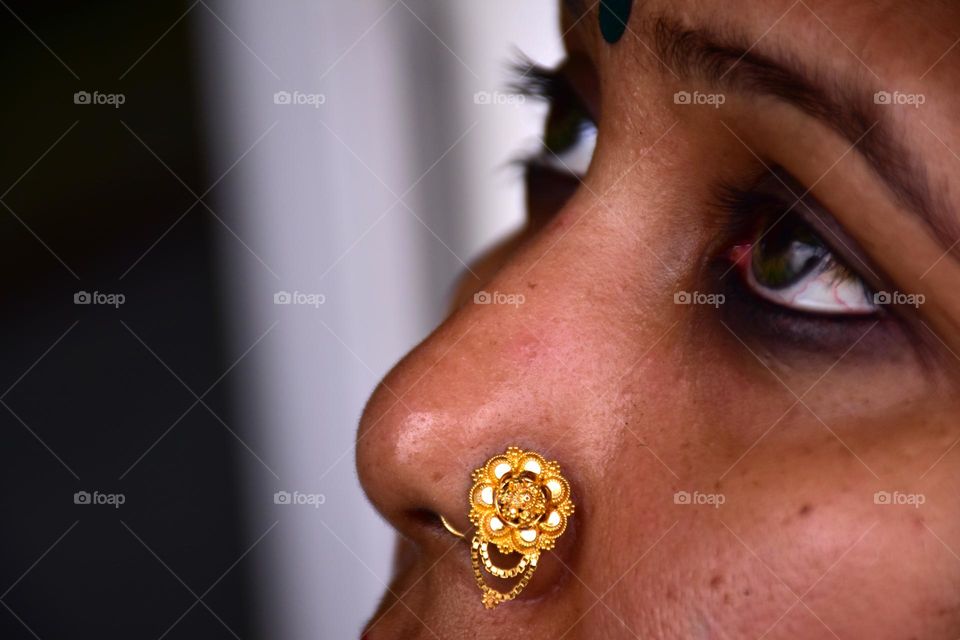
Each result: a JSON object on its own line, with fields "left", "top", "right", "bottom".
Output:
{"left": 599, "top": 0, "right": 633, "bottom": 44}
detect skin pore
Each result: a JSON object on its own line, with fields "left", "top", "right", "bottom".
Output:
{"left": 357, "top": 1, "right": 960, "bottom": 638}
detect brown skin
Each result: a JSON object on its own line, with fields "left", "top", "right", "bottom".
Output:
{"left": 357, "top": 1, "right": 960, "bottom": 638}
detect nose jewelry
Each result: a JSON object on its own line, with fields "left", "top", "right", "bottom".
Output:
{"left": 467, "top": 446, "right": 575, "bottom": 609}
{"left": 439, "top": 514, "right": 465, "bottom": 539}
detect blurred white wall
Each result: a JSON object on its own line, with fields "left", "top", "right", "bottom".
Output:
{"left": 197, "top": 1, "right": 562, "bottom": 637}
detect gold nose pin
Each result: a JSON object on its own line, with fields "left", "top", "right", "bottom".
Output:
{"left": 467, "top": 446, "right": 575, "bottom": 608}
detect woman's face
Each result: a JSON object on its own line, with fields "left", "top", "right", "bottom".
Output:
{"left": 357, "top": 0, "right": 960, "bottom": 637}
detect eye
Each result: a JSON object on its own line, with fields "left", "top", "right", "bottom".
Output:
{"left": 730, "top": 212, "right": 876, "bottom": 316}
{"left": 719, "top": 168, "right": 879, "bottom": 319}
{"left": 512, "top": 59, "right": 598, "bottom": 216}
{"left": 536, "top": 108, "right": 597, "bottom": 180}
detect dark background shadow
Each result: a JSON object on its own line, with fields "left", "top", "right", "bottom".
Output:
{"left": 0, "top": 1, "right": 254, "bottom": 637}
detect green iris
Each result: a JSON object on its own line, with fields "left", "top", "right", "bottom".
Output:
{"left": 752, "top": 215, "right": 828, "bottom": 290}
{"left": 544, "top": 104, "right": 589, "bottom": 157}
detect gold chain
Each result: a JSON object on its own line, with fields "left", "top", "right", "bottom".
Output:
{"left": 471, "top": 535, "right": 539, "bottom": 609}
{"left": 478, "top": 539, "right": 531, "bottom": 578}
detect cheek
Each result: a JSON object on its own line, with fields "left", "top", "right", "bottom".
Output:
{"left": 586, "top": 388, "right": 960, "bottom": 638}
{"left": 662, "top": 440, "right": 960, "bottom": 637}
{"left": 808, "top": 515, "right": 960, "bottom": 636}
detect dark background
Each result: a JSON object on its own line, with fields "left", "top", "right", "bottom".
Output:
{"left": 1, "top": 1, "right": 254, "bottom": 637}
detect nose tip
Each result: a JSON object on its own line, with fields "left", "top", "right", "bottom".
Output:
{"left": 355, "top": 294, "right": 551, "bottom": 541}
{"left": 357, "top": 390, "right": 471, "bottom": 541}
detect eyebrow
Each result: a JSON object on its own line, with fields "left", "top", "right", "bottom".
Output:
{"left": 651, "top": 16, "right": 959, "bottom": 254}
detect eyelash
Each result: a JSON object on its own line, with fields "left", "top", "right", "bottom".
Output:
{"left": 509, "top": 59, "right": 565, "bottom": 101}
{"left": 510, "top": 61, "right": 596, "bottom": 178}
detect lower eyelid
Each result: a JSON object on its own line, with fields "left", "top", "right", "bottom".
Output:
{"left": 712, "top": 260, "right": 893, "bottom": 354}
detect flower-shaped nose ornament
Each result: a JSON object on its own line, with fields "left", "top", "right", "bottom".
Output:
{"left": 468, "top": 447, "right": 575, "bottom": 609}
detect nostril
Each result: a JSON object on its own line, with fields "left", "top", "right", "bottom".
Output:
{"left": 407, "top": 507, "right": 442, "bottom": 532}
{"left": 405, "top": 508, "right": 471, "bottom": 543}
